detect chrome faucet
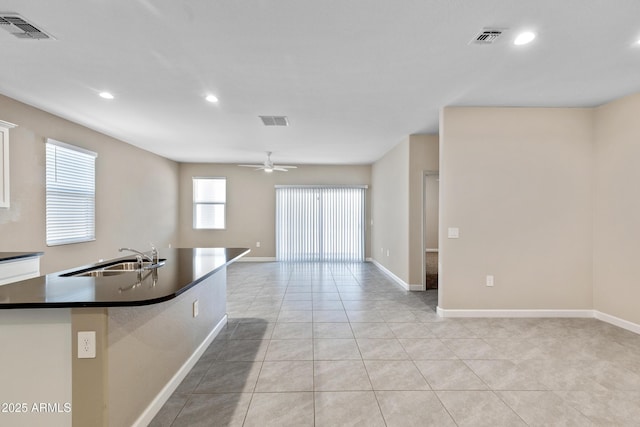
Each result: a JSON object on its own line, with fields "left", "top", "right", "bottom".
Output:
{"left": 119, "top": 245, "right": 159, "bottom": 267}
{"left": 119, "top": 247, "right": 152, "bottom": 262}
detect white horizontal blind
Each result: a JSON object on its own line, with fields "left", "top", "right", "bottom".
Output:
{"left": 193, "top": 177, "right": 226, "bottom": 229}
{"left": 46, "top": 139, "right": 97, "bottom": 246}
{"left": 276, "top": 186, "right": 366, "bottom": 262}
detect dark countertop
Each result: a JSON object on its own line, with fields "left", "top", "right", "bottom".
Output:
{"left": 0, "top": 248, "right": 249, "bottom": 309}
{"left": 0, "top": 251, "right": 44, "bottom": 264}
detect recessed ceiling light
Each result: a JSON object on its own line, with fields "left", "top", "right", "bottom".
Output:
{"left": 205, "top": 94, "right": 219, "bottom": 103}
{"left": 99, "top": 92, "right": 114, "bottom": 100}
{"left": 514, "top": 31, "right": 536, "bottom": 46}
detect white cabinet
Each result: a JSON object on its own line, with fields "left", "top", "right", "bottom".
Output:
{"left": 0, "top": 257, "right": 41, "bottom": 286}
{"left": 0, "top": 120, "right": 17, "bottom": 208}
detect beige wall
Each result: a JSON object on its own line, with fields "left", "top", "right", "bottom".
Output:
{"left": 0, "top": 95, "right": 179, "bottom": 274}
{"left": 439, "top": 107, "right": 594, "bottom": 310}
{"left": 593, "top": 93, "right": 640, "bottom": 324}
{"left": 178, "top": 163, "right": 371, "bottom": 258}
{"left": 371, "top": 138, "right": 410, "bottom": 282}
{"left": 371, "top": 135, "right": 438, "bottom": 286}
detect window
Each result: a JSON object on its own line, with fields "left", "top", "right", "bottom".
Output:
{"left": 193, "top": 177, "right": 226, "bottom": 229}
{"left": 276, "top": 185, "right": 367, "bottom": 262}
{"left": 46, "top": 139, "right": 97, "bottom": 246}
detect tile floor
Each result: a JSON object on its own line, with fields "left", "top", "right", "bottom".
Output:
{"left": 151, "top": 262, "right": 640, "bottom": 426}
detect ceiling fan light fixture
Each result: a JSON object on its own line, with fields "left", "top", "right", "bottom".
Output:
{"left": 205, "top": 94, "right": 219, "bottom": 103}
{"left": 99, "top": 91, "right": 114, "bottom": 99}
{"left": 237, "top": 151, "right": 298, "bottom": 172}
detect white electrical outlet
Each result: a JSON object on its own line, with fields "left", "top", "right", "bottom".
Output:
{"left": 486, "top": 275, "right": 494, "bottom": 287}
{"left": 78, "top": 331, "right": 96, "bottom": 359}
{"left": 256, "top": 241, "right": 261, "bottom": 248}
{"left": 193, "top": 300, "right": 199, "bottom": 318}
{"left": 386, "top": 249, "right": 390, "bottom": 256}
{"left": 448, "top": 227, "right": 460, "bottom": 239}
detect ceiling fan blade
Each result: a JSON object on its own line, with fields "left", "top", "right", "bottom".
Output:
{"left": 239, "top": 153, "right": 298, "bottom": 172}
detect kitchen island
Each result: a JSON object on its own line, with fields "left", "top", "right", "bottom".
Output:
{"left": 0, "top": 247, "right": 249, "bottom": 427}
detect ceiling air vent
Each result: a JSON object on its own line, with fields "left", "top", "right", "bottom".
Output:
{"left": 259, "top": 116, "right": 289, "bottom": 127}
{"left": 0, "top": 14, "right": 53, "bottom": 40}
{"left": 470, "top": 28, "right": 505, "bottom": 45}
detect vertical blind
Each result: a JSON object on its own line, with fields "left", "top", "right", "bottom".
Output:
{"left": 46, "top": 139, "right": 97, "bottom": 246}
{"left": 276, "top": 185, "right": 367, "bottom": 262}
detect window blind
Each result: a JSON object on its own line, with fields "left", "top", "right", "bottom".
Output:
{"left": 193, "top": 177, "right": 226, "bottom": 229}
{"left": 276, "top": 185, "right": 366, "bottom": 262}
{"left": 46, "top": 139, "right": 97, "bottom": 246}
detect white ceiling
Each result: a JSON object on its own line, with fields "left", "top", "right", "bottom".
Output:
{"left": 1, "top": 1, "right": 639, "bottom": 165}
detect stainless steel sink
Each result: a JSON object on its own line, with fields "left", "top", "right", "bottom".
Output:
{"left": 62, "top": 259, "right": 166, "bottom": 277}
{"left": 104, "top": 261, "right": 156, "bottom": 271}
{"left": 74, "top": 269, "right": 130, "bottom": 277}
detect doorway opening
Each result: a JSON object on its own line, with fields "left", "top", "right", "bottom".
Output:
{"left": 422, "top": 172, "right": 439, "bottom": 290}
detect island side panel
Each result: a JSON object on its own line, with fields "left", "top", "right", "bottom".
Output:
{"left": 71, "top": 308, "right": 108, "bottom": 427}
{"left": 107, "top": 268, "right": 227, "bottom": 427}
{"left": 0, "top": 308, "right": 72, "bottom": 427}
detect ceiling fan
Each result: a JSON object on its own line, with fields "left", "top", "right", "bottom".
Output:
{"left": 238, "top": 151, "right": 298, "bottom": 173}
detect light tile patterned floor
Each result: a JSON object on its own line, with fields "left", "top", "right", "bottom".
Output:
{"left": 151, "top": 262, "right": 640, "bottom": 426}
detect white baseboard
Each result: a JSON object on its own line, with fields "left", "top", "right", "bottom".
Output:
{"left": 370, "top": 259, "right": 412, "bottom": 291}
{"left": 594, "top": 310, "right": 640, "bottom": 335}
{"left": 436, "top": 307, "right": 593, "bottom": 318}
{"left": 237, "top": 257, "right": 276, "bottom": 262}
{"left": 132, "top": 315, "right": 228, "bottom": 427}
{"left": 436, "top": 307, "right": 640, "bottom": 336}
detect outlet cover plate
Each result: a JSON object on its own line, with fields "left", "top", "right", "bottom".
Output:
{"left": 78, "top": 331, "right": 96, "bottom": 359}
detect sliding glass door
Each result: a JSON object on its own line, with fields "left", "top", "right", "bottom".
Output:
{"left": 276, "top": 186, "right": 366, "bottom": 262}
